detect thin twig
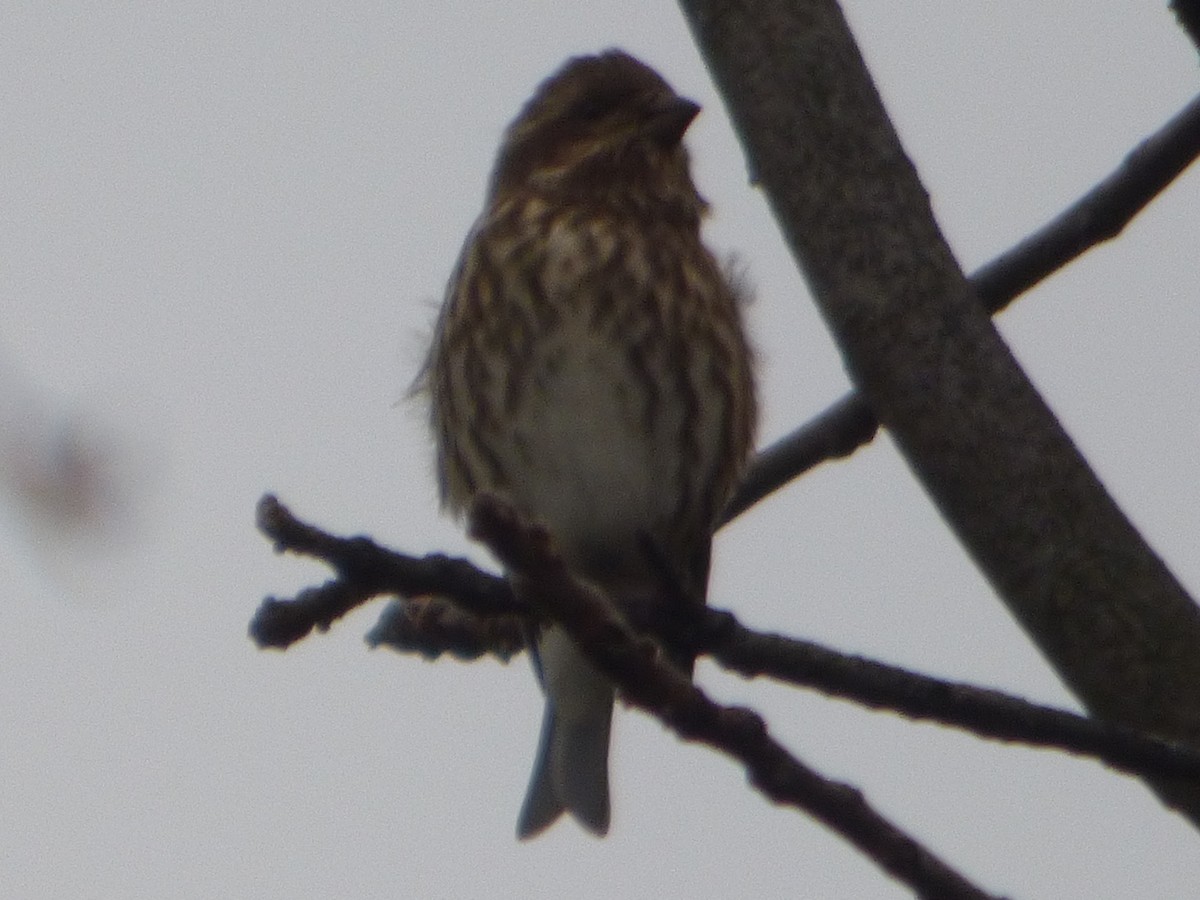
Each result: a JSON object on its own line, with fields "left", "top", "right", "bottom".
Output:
{"left": 365, "top": 595, "right": 526, "bottom": 662}
{"left": 250, "top": 494, "right": 519, "bottom": 649}
{"left": 253, "top": 494, "right": 1200, "bottom": 781}
{"left": 469, "top": 493, "right": 1002, "bottom": 900}
{"left": 702, "top": 610, "right": 1200, "bottom": 780}
{"left": 972, "top": 93, "right": 1200, "bottom": 315}
{"left": 723, "top": 391, "right": 874, "bottom": 523}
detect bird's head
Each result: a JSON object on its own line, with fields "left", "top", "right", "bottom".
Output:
{"left": 489, "top": 50, "right": 705, "bottom": 220}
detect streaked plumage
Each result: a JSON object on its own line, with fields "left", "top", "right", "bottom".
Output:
{"left": 426, "top": 49, "right": 756, "bottom": 837}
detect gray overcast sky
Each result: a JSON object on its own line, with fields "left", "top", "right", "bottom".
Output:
{"left": 2, "top": 3, "right": 1199, "bottom": 898}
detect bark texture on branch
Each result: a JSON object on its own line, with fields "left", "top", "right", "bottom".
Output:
{"left": 678, "top": 0, "right": 1200, "bottom": 822}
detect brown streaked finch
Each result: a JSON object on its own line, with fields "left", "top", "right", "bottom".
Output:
{"left": 424, "top": 49, "right": 756, "bottom": 838}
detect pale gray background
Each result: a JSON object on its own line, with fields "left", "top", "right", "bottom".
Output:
{"left": 2, "top": 3, "right": 1199, "bottom": 898}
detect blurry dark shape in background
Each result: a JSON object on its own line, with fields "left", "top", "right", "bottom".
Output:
{"left": 0, "top": 352, "right": 152, "bottom": 585}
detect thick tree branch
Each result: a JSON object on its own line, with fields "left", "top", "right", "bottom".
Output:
{"left": 1173, "top": 0, "right": 1200, "bottom": 51}
{"left": 724, "top": 92, "right": 1200, "bottom": 522}
{"left": 678, "top": 0, "right": 1200, "bottom": 824}
{"left": 469, "top": 493, "right": 1000, "bottom": 900}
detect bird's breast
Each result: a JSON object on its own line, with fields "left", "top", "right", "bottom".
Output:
{"left": 501, "top": 305, "right": 687, "bottom": 562}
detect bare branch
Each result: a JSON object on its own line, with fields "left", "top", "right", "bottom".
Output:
{"left": 701, "top": 610, "right": 1200, "bottom": 782}
{"left": 365, "top": 595, "right": 526, "bottom": 662}
{"left": 973, "top": 93, "right": 1200, "bottom": 316}
{"left": 678, "top": 0, "right": 1200, "bottom": 825}
{"left": 469, "top": 493, "right": 1002, "bottom": 900}
{"left": 253, "top": 494, "right": 1200, "bottom": 784}
{"left": 725, "top": 92, "right": 1200, "bottom": 521}
{"left": 723, "top": 391, "right": 875, "bottom": 523}
{"left": 251, "top": 494, "right": 519, "bottom": 650}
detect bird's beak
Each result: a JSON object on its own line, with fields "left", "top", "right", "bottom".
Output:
{"left": 645, "top": 96, "right": 701, "bottom": 146}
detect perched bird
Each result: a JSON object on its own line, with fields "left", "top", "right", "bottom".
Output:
{"left": 425, "top": 49, "right": 756, "bottom": 838}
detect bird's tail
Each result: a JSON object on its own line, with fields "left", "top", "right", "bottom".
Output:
{"left": 517, "top": 627, "right": 614, "bottom": 838}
